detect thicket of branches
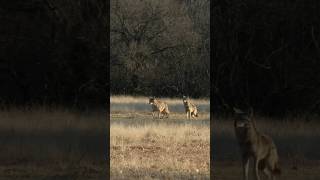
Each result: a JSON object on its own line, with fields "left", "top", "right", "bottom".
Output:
{"left": 213, "top": 0, "right": 320, "bottom": 116}
{"left": 110, "top": 0, "right": 210, "bottom": 98}
{"left": 0, "top": 0, "right": 107, "bottom": 109}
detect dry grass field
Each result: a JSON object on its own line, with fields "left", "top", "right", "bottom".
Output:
{"left": 0, "top": 106, "right": 107, "bottom": 179}
{"left": 110, "top": 96, "right": 210, "bottom": 179}
{"left": 213, "top": 116, "right": 320, "bottom": 180}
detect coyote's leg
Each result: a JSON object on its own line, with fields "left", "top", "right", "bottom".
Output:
{"left": 160, "top": 112, "right": 164, "bottom": 119}
{"left": 152, "top": 112, "right": 155, "bottom": 119}
{"left": 186, "top": 112, "right": 189, "bottom": 119}
{"left": 158, "top": 111, "right": 160, "bottom": 119}
{"left": 191, "top": 112, "right": 196, "bottom": 118}
{"left": 242, "top": 156, "right": 249, "bottom": 180}
{"left": 254, "top": 157, "right": 261, "bottom": 180}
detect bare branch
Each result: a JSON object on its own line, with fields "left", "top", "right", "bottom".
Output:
{"left": 150, "top": 45, "right": 182, "bottom": 55}
{"left": 248, "top": 59, "right": 271, "bottom": 70}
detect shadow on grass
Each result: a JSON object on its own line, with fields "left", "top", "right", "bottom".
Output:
{"left": 0, "top": 130, "right": 106, "bottom": 159}
{"left": 213, "top": 128, "right": 320, "bottom": 161}
{"left": 0, "top": 130, "right": 107, "bottom": 179}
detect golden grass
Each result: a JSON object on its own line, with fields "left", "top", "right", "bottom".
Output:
{"left": 111, "top": 117, "right": 210, "bottom": 179}
{"left": 111, "top": 96, "right": 210, "bottom": 179}
{"left": 110, "top": 111, "right": 210, "bottom": 121}
{"left": 111, "top": 121, "right": 209, "bottom": 145}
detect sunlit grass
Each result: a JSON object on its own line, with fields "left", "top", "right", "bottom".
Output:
{"left": 111, "top": 96, "right": 210, "bottom": 179}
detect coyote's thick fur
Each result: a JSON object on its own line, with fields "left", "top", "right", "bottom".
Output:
{"left": 234, "top": 108, "right": 281, "bottom": 180}
{"left": 183, "top": 96, "right": 198, "bottom": 119}
{"left": 149, "top": 97, "right": 169, "bottom": 119}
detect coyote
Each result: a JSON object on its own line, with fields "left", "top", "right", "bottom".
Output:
{"left": 233, "top": 108, "right": 281, "bottom": 180}
{"left": 148, "top": 97, "right": 169, "bottom": 119}
{"left": 182, "top": 96, "right": 198, "bottom": 119}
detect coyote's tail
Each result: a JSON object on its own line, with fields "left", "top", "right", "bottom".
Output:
{"left": 272, "top": 163, "right": 281, "bottom": 175}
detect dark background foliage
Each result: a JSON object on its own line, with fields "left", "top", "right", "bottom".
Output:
{"left": 213, "top": 0, "right": 320, "bottom": 117}
{"left": 0, "top": 0, "right": 107, "bottom": 109}
{"left": 110, "top": 0, "right": 210, "bottom": 98}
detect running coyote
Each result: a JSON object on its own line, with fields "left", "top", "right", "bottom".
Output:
{"left": 148, "top": 97, "right": 169, "bottom": 119}
{"left": 182, "top": 96, "right": 198, "bottom": 119}
{"left": 234, "top": 108, "right": 281, "bottom": 180}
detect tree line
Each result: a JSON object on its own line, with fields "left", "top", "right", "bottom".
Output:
{"left": 110, "top": 0, "right": 210, "bottom": 98}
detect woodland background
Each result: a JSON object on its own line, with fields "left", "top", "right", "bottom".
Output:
{"left": 7, "top": 0, "right": 319, "bottom": 116}
{"left": 213, "top": 0, "right": 320, "bottom": 117}
{"left": 110, "top": 0, "right": 210, "bottom": 98}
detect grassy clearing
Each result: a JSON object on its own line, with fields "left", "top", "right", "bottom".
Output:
{"left": 110, "top": 96, "right": 210, "bottom": 179}
{"left": 213, "top": 116, "right": 320, "bottom": 180}
{"left": 0, "top": 107, "right": 106, "bottom": 179}
{"left": 110, "top": 95, "right": 210, "bottom": 114}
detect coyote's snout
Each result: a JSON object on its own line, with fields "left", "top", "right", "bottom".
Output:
{"left": 149, "top": 97, "right": 169, "bottom": 119}
{"left": 234, "top": 108, "right": 281, "bottom": 180}
{"left": 182, "top": 96, "right": 198, "bottom": 119}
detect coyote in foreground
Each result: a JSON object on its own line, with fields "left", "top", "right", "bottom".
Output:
{"left": 148, "top": 97, "right": 170, "bottom": 119}
{"left": 234, "top": 108, "right": 281, "bottom": 180}
{"left": 182, "top": 96, "right": 198, "bottom": 119}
